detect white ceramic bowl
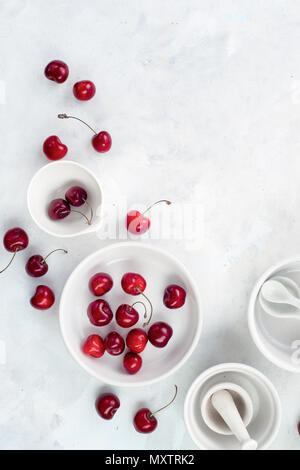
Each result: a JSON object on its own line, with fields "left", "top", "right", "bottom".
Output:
{"left": 59, "top": 242, "right": 202, "bottom": 387}
{"left": 27, "top": 161, "right": 103, "bottom": 238}
{"left": 184, "top": 363, "right": 281, "bottom": 450}
{"left": 248, "top": 257, "right": 300, "bottom": 372}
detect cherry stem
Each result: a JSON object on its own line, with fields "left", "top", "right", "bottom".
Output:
{"left": 130, "top": 301, "right": 147, "bottom": 319}
{"left": 82, "top": 198, "right": 94, "bottom": 225}
{"left": 42, "top": 248, "right": 68, "bottom": 264}
{"left": 142, "top": 200, "right": 172, "bottom": 216}
{"left": 134, "top": 288, "right": 153, "bottom": 326}
{"left": 150, "top": 385, "right": 178, "bottom": 417}
{"left": 58, "top": 113, "right": 97, "bottom": 135}
{"left": 0, "top": 248, "right": 19, "bottom": 273}
{"left": 62, "top": 209, "right": 92, "bottom": 225}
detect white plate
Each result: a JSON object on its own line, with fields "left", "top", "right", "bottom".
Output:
{"left": 184, "top": 363, "right": 281, "bottom": 450}
{"left": 27, "top": 160, "right": 103, "bottom": 238}
{"left": 249, "top": 257, "right": 300, "bottom": 372}
{"left": 59, "top": 242, "right": 202, "bottom": 386}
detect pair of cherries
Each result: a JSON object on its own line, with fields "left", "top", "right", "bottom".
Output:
{"left": 96, "top": 385, "right": 178, "bottom": 434}
{"left": 43, "top": 60, "right": 111, "bottom": 158}
{"left": 0, "top": 227, "right": 57, "bottom": 310}
{"left": 48, "top": 185, "right": 93, "bottom": 225}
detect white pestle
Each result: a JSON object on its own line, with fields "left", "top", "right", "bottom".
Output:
{"left": 211, "top": 389, "right": 257, "bottom": 450}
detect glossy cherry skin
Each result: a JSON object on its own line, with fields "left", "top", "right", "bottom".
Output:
{"left": 148, "top": 322, "right": 173, "bottom": 348}
{"left": 123, "top": 352, "right": 142, "bottom": 374}
{"left": 104, "top": 331, "right": 125, "bottom": 356}
{"left": 134, "top": 408, "right": 157, "bottom": 433}
{"left": 48, "top": 199, "right": 70, "bottom": 220}
{"left": 30, "top": 285, "right": 55, "bottom": 310}
{"left": 43, "top": 135, "right": 68, "bottom": 161}
{"left": 92, "top": 131, "right": 112, "bottom": 153}
{"left": 82, "top": 334, "right": 105, "bottom": 358}
{"left": 116, "top": 304, "right": 139, "bottom": 328}
{"left": 44, "top": 60, "right": 69, "bottom": 83}
{"left": 3, "top": 228, "right": 29, "bottom": 252}
{"left": 73, "top": 80, "right": 96, "bottom": 101}
{"left": 26, "top": 255, "right": 48, "bottom": 277}
{"left": 65, "top": 186, "right": 87, "bottom": 207}
{"left": 89, "top": 273, "right": 113, "bottom": 296}
{"left": 87, "top": 299, "right": 113, "bottom": 327}
{"left": 121, "top": 273, "right": 146, "bottom": 295}
{"left": 126, "top": 328, "right": 148, "bottom": 353}
{"left": 96, "top": 393, "right": 120, "bottom": 420}
{"left": 163, "top": 284, "right": 186, "bottom": 309}
{"left": 127, "top": 211, "right": 150, "bottom": 235}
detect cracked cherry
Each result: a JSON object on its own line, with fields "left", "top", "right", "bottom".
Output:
{"left": 30, "top": 285, "right": 55, "bottom": 310}
{"left": 148, "top": 322, "right": 173, "bottom": 348}
{"left": 123, "top": 352, "right": 142, "bottom": 374}
{"left": 43, "top": 136, "right": 68, "bottom": 161}
{"left": 127, "top": 200, "right": 171, "bottom": 235}
{"left": 163, "top": 284, "right": 186, "bottom": 309}
{"left": 58, "top": 114, "right": 112, "bottom": 153}
{"left": 116, "top": 304, "right": 140, "bottom": 328}
{"left": 134, "top": 385, "right": 178, "bottom": 433}
{"left": 82, "top": 334, "right": 105, "bottom": 358}
{"left": 126, "top": 328, "right": 148, "bottom": 354}
{"left": 1, "top": 228, "right": 29, "bottom": 273}
{"left": 96, "top": 393, "right": 120, "bottom": 420}
{"left": 121, "top": 273, "right": 146, "bottom": 295}
{"left": 48, "top": 199, "right": 70, "bottom": 220}
{"left": 25, "top": 248, "right": 67, "bottom": 277}
{"left": 73, "top": 80, "right": 96, "bottom": 101}
{"left": 87, "top": 299, "right": 113, "bottom": 327}
{"left": 44, "top": 60, "right": 69, "bottom": 83}
{"left": 104, "top": 331, "right": 125, "bottom": 356}
{"left": 89, "top": 273, "right": 113, "bottom": 296}
{"left": 65, "top": 186, "right": 87, "bottom": 207}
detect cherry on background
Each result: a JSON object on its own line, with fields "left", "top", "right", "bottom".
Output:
{"left": 123, "top": 352, "right": 142, "bottom": 374}
{"left": 89, "top": 273, "right": 113, "bottom": 296}
{"left": 87, "top": 299, "right": 113, "bottom": 327}
{"left": 44, "top": 60, "right": 69, "bottom": 83}
{"left": 127, "top": 200, "right": 171, "bottom": 235}
{"left": 96, "top": 393, "right": 120, "bottom": 420}
{"left": 1, "top": 228, "right": 29, "bottom": 274}
{"left": 43, "top": 136, "right": 68, "bottom": 161}
{"left": 73, "top": 80, "right": 96, "bottom": 101}
{"left": 82, "top": 334, "right": 105, "bottom": 358}
{"left": 30, "top": 285, "right": 55, "bottom": 310}
{"left": 25, "top": 248, "right": 67, "bottom": 277}
{"left": 163, "top": 284, "right": 186, "bottom": 309}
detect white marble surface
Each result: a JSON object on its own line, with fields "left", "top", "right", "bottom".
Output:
{"left": 0, "top": 0, "right": 300, "bottom": 450}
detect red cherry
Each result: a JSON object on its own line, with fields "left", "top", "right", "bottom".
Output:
{"left": 127, "top": 201, "right": 171, "bottom": 235}
{"left": 30, "top": 285, "right": 55, "bottom": 310}
{"left": 89, "top": 273, "right": 113, "bottom": 296}
{"left": 123, "top": 352, "right": 142, "bottom": 374}
{"left": 92, "top": 131, "right": 112, "bottom": 153}
{"left": 121, "top": 273, "right": 146, "bottom": 295}
{"left": 73, "top": 80, "right": 96, "bottom": 101}
{"left": 1, "top": 228, "right": 29, "bottom": 274}
{"left": 133, "top": 385, "right": 178, "bottom": 433}
{"left": 87, "top": 299, "right": 113, "bottom": 327}
{"left": 65, "top": 186, "right": 87, "bottom": 207}
{"left": 44, "top": 60, "right": 69, "bottom": 83}
{"left": 58, "top": 114, "right": 112, "bottom": 154}
{"left": 298, "top": 422, "right": 300, "bottom": 435}
{"left": 48, "top": 199, "right": 70, "bottom": 220}
{"left": 25, "top": 248, "right": 67, "bottom": 278}
{"left": 82, "top": 334, "right": 105, "bottom": 358}
{"left": 126, "top": 328, "right": 148, "bottom": 354}
{"left": 104, "top": 331, "right": 125, "bottom": 356}
{"left": 148, "top": 322, "right": 173, "bottom": 348}
{"left": 43, "top": 135, "right": 68, "bottom": 161}
{"left": 116, "top": 304, "right": 139, "bottom": 328}
{"left": 163, "top": 284, "right": 186, "bottom": 309}
{"left": 96, "top": 393, "right": 120, "bottom": 420}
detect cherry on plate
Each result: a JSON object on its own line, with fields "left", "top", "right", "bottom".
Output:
{"left": 82, "top": 334, "right": 105, "bottom": 358}
{"left": 127, "top": 200, "right": 171, "bottom": 235}
{"left": 163, "top": 284, "right": 186, "bottom": 309}
{"left": 123, "top": 352, "right": 142, "bottom": 374}
{"left": 25, "top": 248, "right": 67, "bottom": 277}
{"left": 126, "top": 328, "right": 148, "bottom": 354}
{"left": 44, "top": 60, "right": 69, "bottom": 83}
{"left": 121, "top": 273, "right": 146, "bottom": 295}
{"left": 104, "top": 331, "right": 125, "bottom": 356}
{"left": 96, "top": 393, "right": 120, "bottom": 420}
{"left": 43, "top": 136, "right": 68, "bottom": 161}
{"left": 1, "top": 227, "right": 29, "bottom": 274}
{"left": 116, "top": 304, "right": 140, "bottom": 328}
{"left": 30, "top": 285, "right": 55, "bottom": 310}
{"left": 148, "top": 321, "right": 173, "bottom": 348}
{"left": 87, "top": 299, "right": 113, "bottom": 327}
{"left": 73, "top": 80, "right": 96, "bottom": 101}
{"left": 89, "top": 273, "right": 113, "bottom": 296}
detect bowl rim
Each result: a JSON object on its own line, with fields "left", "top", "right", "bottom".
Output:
{"left": 184, "top": 362, "right": 281, "bottom": 450}
{"left": 248, "top": 255, "right": 300, "bottom": 373}
{"left": 27, "top": 160, "right": 103, "bottom": 238}
{"left": 59, "top": 241, "right": 203, "bottom": 387}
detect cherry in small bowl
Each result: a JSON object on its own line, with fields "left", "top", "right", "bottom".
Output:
{"left": 163, "top": 284, "right": 186, "bottom": 309}
{"left": 83, "top": 334, "right": 105, "bottom": 358}
{"left": 89, "top": 273, "right": 113, "bottom": 296}
{"left": 104, "top": 331, "right": 125, "bottom": 356}
{"left": 48, "top": 199, "right": 70, "bottom": 220}
{"left": 44, "top": 60, "right": 69, "bottom": 83}
{"left": 96, "top": 393, "right": 120, "bottom": 420}
{"left": 87, "top": 299, "right": 113, "bottom": 327}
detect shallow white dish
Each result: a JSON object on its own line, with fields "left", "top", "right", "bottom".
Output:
{"left": 184, "top": 363, "right": 281, "bottom": 450}
{"left": 59, "top": 242, "right": 202, "bottom": 387}
{"left": 27, "top": 161, "right": 103, "bottom": 238}
{"left": 249, "top": 257, "right": 300, "bottom": 372}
